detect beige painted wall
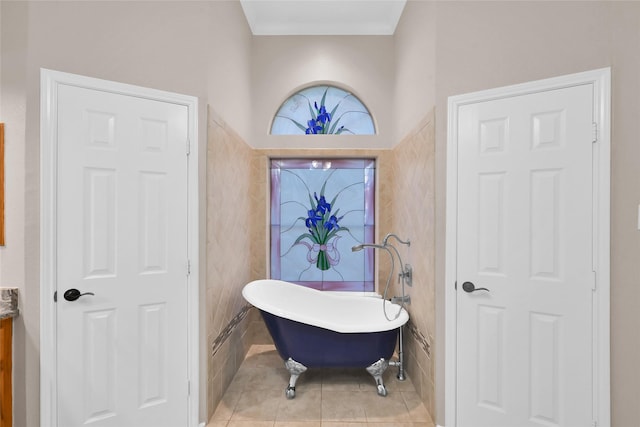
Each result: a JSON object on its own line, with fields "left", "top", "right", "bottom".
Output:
{"left": 607, "top": 5, "right": 640, "bottom": 426}
{"left": 208, "top": 1, "right": 253, "bottom": 141}
{"left": 1, "top": 4, "right": 36, "bottom": 426}
{"left": 393, "top": 1, "right": 436, "bottom": 141}
{"left": 0, "top": 2, "right": 253, "bottom": 425}
{"left": 250, "top": 36, "right": 396, "bottom": 149}
{"left": 426, "top": 2, "right": 640, "bottom": 426}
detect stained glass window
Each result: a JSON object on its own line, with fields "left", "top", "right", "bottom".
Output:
{"left": 270, "top": 159, "right": 375, "bottom": 292}
{"left": 271, "top": 85, "right": 375, "bottom": 135}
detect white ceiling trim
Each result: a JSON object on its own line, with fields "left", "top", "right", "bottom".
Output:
{"left": 240, "top": 0, "right": 407, "bottom": 36}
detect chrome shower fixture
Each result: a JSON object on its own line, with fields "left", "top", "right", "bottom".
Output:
{"left": 382, "top": 234, "right": 412, "bottom": 286}
{"left": 350, "top": 232, "right": 413, "bottom": 313}
{"left": 352, "top": 234, "right": 413, "bottom": 288}
{"left": 400, "top": 264, "right": 413, "bottom": 287}
{"left": 351, "top": 232, "right": 413, "bottom": 382}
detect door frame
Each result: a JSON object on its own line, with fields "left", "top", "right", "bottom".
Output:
{"left": 39, "top": 69, "right": 200, "bottom": 427}
{"left": 444, "top": 68, "right": 611, "bottom": 427}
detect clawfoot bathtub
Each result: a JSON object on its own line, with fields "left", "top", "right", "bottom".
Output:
{"left": 242, "top": 279, "right": 409, "bottom": 398}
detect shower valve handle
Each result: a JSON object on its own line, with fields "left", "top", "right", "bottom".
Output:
{"left": 462, "top": 281, "right": 489, "bottom": 293}
{"left": 398, "top": 265, "right": 413, "bottom": 286}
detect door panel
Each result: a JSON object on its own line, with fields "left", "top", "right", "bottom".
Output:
{"left": 56, "top": 84, "right": 189, "bottom": 427}
{"left": 82, "top": 308, "right": 117, "bottom": 423}
{"left": 529, "top": 312, "right": 561, "bottom": 424}
{"left": 456, "top": 84, "right": 594, "bottom": 427}
{"left": 476, "top": 304, "right": 506, "bottom": 411}
{"left": 477, "top": 172, "right": 506, "bottom": 275}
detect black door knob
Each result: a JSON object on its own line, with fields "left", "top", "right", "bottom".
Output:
{"left": 462, "top": 281, "right": 490, "bottom": 293}
{"left": 63, "top": 288, "right": 95, "bottom": 301}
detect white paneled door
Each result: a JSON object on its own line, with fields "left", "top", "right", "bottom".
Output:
{"left": 55, "top": 84, "right": 190, "bottom": 427}
{"left": 456, "top": 84, "right": 595, "bottom": 426}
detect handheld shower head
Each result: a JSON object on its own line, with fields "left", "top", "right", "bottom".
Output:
{"left": 351, "top": 243, "right": 385, "bottom": 252}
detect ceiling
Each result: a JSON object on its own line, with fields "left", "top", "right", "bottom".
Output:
{"left": 239, "top": 0, "right": 407, "bottom": 35}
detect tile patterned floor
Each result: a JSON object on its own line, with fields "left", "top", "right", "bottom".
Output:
{"left": 208, "top": 345, "right": 435, "bottom": 427}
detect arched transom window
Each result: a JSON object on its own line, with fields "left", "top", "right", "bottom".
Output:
{"left": 271, "top": 85, "right": 375, "bottom": 135}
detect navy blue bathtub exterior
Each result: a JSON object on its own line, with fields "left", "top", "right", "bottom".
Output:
{"left": 260, "top": 310, "right": 399, "bottom": 368}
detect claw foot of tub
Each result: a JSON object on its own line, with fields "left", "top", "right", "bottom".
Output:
{"left": 376, "top": 384, "right": 388, "bottom": 397}
{"left": 366, "top": 358, "right": 390, "bottom": 397}
{"left": 285, "top": 386, "right": 296, "bottom": 399}
{"left": 284, "top": 358, "right": 307, "bottom": 399}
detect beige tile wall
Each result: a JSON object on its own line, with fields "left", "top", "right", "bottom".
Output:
{"left": 206, "top": 109, "right": 436, "bottom": 419}
{"left": 206, "top": 108, "right": 257, "bottom": 419}
{"left": 389, "top": 109, "right": 436, "bottom": 416}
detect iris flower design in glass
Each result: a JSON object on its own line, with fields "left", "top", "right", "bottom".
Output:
{"left": 270, "top": 159, "right": 375, "bottom": 292}
{"left": 297, "top": 188, "right": 347, "bottom": 271}
{"left": 271, "top": 85, "right": 375, "bottom": 135}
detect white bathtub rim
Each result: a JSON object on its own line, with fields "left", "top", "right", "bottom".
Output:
{"left": 242, "top": 279, "right": 409, "bottom": 333}
{"left": 322, "top": 290, "right": 381, "bottom": 298}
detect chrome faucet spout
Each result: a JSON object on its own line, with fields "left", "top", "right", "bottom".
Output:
{"left": 391, "top": 295, "right": 411, "bottom": 305}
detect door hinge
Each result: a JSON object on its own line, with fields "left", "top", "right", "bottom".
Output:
{"left": 187, "top": 259, "right": 191, "bottom": 276}
{"left": 591, "top": 271, "right": 597, "bottom": 291}
{"left": 54, "top": 291, "right": 57, "bottom": 302}
{"left": 187, "top": 380, "right": 191, "bottom": 396}
{"left": 186, "top": 138, "right": 191, "bottom": 156}
{"left": 592, "top": 122, "right": 598, "bottom": 143}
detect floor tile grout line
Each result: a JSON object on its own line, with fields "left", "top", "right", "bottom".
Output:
{"left": 212, "top": 345, "right": 432, "bottom": 426}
